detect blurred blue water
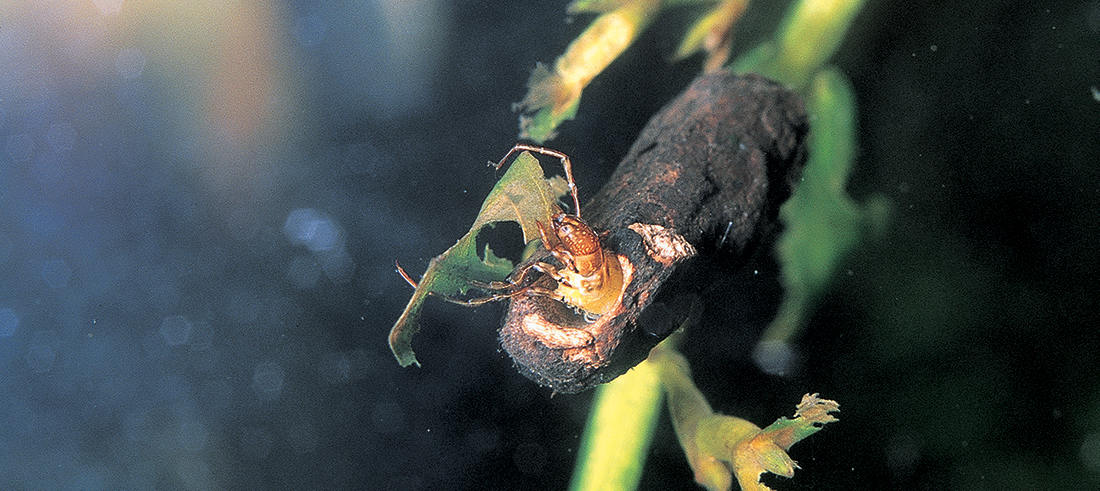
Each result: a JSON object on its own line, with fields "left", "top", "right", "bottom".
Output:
{"left": 2, "top": 1, "right": 1098, "bottom": 490}
{"left": 0, "top": 1, "right": 505, "bottom": 489}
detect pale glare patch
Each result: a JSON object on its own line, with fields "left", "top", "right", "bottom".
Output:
{"left": 284, "top": 208, "right": 340, "bottom": 252}
{"left": 159, "top": 315, "right": 193, "bottom": 346}
{"left": 284, "top": 208, "right": 355, "bottom": 285}
{"left": 0, "top": 308, "right": 19, "bottom": 338}
{"left": 373, "top": 0, "right": 450, "bottom": 116}
{"left": 1082, "top": 431, "right": 1100, "bottom": 470}
{"left": 93, "top": 0, "right": 124, "bottom": 17}
{"left": 114, "top": 48, "right": 146, "bottom": 80}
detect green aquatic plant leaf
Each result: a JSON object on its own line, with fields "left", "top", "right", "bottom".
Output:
{"left": 516, "top": 0, "right": 662, "bottom": 142}
{"left": 726, "top": 0, "right": 890, "bottom": 353}
{"left": 759, "top": 67, "right": 890, "bottom": 347}
{"left": 568, "top": 0, "right": 633, "bottom": 13}
{"left": 653, "top": 346, "right": 839, "bottom": 491}
{"left": 568, "top": 354, "right": 664, "bottom": 491}
{"left": 389, "top": 152, "right": 569, "bottom": 367}
{"left": 674, "top": 0, "right": 748, "bottom": 72}
{"left": 567, "top": 300, "right": 700, "bottom": 491}
{"left": 732, "top": 0, "right": 866, "bottom": 89}
{"left": 558, "top": 0, "right": 869, "bottom": 489}
{"left": 728, "top": 394, "right": 840, "bottom": 491}
{"left": 472, "top": 153, "right": 570, "bottom": 243}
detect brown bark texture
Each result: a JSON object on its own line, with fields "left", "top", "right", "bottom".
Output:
{"left": 499, "top": 72, "right": 809, "bottom": 393}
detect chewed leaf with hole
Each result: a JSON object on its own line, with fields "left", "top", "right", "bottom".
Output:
{"left": 389, "top": 152, "right": 569, "bottom": 367}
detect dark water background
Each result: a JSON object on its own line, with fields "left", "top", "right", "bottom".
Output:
{"left": 1, "top": 1, "right": 1097, "bottom": 489}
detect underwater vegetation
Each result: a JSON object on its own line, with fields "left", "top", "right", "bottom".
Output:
{"left": 393, "top": 0, "right": 877, "bottom": 489}
{"left": 1, "top": 0, "right": 1096, "bottom": 489}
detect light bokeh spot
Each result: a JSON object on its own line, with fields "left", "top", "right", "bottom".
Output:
{"left": 284, "top": 208, "right": 341, "bottom": 252}
{"left": 159, "top": 315, "right": 193, "bottom": 346}
{"left": 752, "top": 339, "right": 797, "bottom": 376}
{"left": 252, "top": 362, "right": 286, "bottom": 401}
{"left": 1081, "top": 431, "right": 1100, "bottom": 470}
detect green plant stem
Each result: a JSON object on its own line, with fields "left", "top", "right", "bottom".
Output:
{"left": 568, "top": 356, "right": 663, "bottom": 491}
{"left": 732, "top": 0, "right": 866, "bottom": 89}
{"left": 565, "top": 0, "right": 868, "bottom": 488}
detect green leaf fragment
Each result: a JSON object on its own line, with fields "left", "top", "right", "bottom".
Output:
{"left": 760, "top": 393, "right": 841, "bottom": 450}
{"left": 568, "top": 0, "right": 632, "bottom": 14}
{"left": 731, "top": 0, "right": 866, "bottom": 88}
{"left": 728, "top": 394, "right": 839, "bottom": 491}
{"left": 388, "top": 152, "right": 570, "bottom": 367}
{"left": 654, "top": 345, "right": 838, "bottom": 491}
{"left": 761, "top": 67, "right": 890, "bottom": 345}
{"left": 674, "top": 0, "right": 747, "bottom": 71}
{"left": 474, "top": 153, "right": 570, "bottom": 243}
{"left": 516, "top": 0, "right": 662, "bottom": 142}
{"left": 773, "top": 0, "right": 866, "bottom": 87}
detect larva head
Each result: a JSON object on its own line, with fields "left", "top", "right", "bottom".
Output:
{"left": 551, "top": 214, "right": 602, "bottom": 276}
